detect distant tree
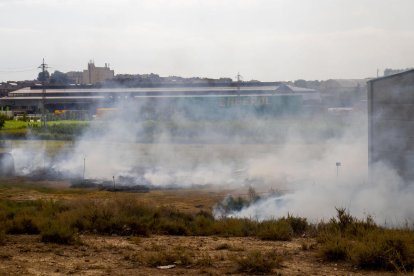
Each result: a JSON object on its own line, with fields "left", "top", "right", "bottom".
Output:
{"left": 37, "top": 70, "right": 50, "bottom": 82}
{"left": 0, "top": 114, "right": 7, "bottom": 129}
{"left": 50, "top": 71, "right": 69, "bottom": 84}
{"left": 294, "top": 79, "right": 308, "bottom": 88}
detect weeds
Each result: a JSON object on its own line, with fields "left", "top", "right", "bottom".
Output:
{"left": 40, "top": 220, "right": 80, "bottom": 245}
{"left": 215, "top": 243, "right": 244, "bottom": 251}
{"left": 146, "top": 249, "right": 194, "bottom": 267}
{"left": 235, "top": 250, "right": 283, "bottom": 274}
{"left": 349, "top": 229, "right": 414, "bottom": 272}
{"left": 195, "top": 253, "right": 214, "bottom": 267}
{"left": 1, "top": 196, "right": 413, "bottom": 273}
{"left": 215, "top": 243, "right": 231, "bottom": 250}
{"left": 0, "top": 228, "right": 6, "bottom": 245}
{"left": 319, "top": 236, "right": 348, "bottom": 261}
{"left": 317, "top": 208, "right": 414, "bottom": 272}
{"left": 257, "top": 220, "right": 293, "bottom": 241}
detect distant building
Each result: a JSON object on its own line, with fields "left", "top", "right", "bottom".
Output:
{"left": 82, "top": 61, "right": 114, "bottom": 84}
{"left": 319, "top": 79, "right": 369, "bottom": 107}
{"left": 275, "top": 84, "right": 321, "bottom": 104}
{"left": 66, "top": 71, "right": 83, "bottom": 84}
{"left": 384, "top": 68, "right": 413, "bottom": 77}
{"left": 1, "top": 84, "right": 321, "bottom": 118}
{"left": 368, "top": 69, "right": 414, "bottom": 181}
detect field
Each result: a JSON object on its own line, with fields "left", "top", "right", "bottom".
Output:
{"left": 1, "top": 115, "right": 412, "bottom": 275}
{"left": 0, "top": 179, "right": 411, "bottom": 275}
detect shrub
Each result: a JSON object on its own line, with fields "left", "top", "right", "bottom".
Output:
{"left": 349, "top": 229, "right": 414, "bottom": 272}
{"left": 0, "top": 224, "right": 6, "bottom": 245}
{"left": 6, "top": 215, "right": 40, "bottom": 235}
{"left": 40, "top": 220, "right": 79, "bottom": 245}
{"left": 235, "top": 250, "right": 282, "bottom": 274}
{"left": 317, "top": 209, "right": 414, "bottom": 272}
{"left": 192, "top": 214, "right": 215, "bottom": 235}
{"left": 158, "top": 219, "right": 190, "bottom": 236}
{"left": 284, "top": 215, "right": 308, "bottom": 236}
{"left": 0, "top": 114, "right": 7, "bottom": 129}
{"left": 326, "top": 208, "right": 378, "bottom": 238}
{"left": 319, "top": 236, "right": 349, "bottom": 261}
{"left": 212, "top": 218, "right": 257, "bottom": 237}
{"left": 257, "top": 220, "right": 293, "bottom": 241}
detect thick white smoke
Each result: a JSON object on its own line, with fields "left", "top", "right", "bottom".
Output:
{"left": 8, "top": 98, "right": 414, "bottom": 226}
{"left": 219, "top": 115, "right": 414, "bottom": 226}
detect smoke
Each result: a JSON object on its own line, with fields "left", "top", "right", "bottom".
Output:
{"left": 215, "top": 113, "right": 414, "bottom": 226}
{"left": 7, "top": 96, "right": 414, "bottom": 226}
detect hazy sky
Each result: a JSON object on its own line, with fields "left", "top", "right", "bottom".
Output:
{"left": 1, "top": 0, "right": 413, "bottom": 82}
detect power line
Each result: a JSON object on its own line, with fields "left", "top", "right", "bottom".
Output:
{"left": 0, "top": 67, "right": 37, "bottom": 73}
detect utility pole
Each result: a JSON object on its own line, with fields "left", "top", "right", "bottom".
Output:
{"left": 236, "top": 72, "right": 243, "bottom": 96}
{"left": 83, "top": 157, "right": 86, "bottom": 180}
{"left": 336, "top": 162, "right": 341, "bottom": 177}
{"left": 38, "top": 58, "right": 49, "bottom": 128}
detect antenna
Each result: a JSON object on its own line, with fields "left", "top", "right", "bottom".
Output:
{"left": 38, "top": 58, "right": 49, "bottom": 128}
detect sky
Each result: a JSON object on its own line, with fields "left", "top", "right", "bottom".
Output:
{"left": 0, "top": 0, "right": 414, "bottom": 82}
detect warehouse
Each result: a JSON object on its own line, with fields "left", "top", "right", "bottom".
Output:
{"left": 368, "top": 69, "right": 414, "bottom": 181}
{"left": 0, "top": 84, "right": 321, "bottom": 119}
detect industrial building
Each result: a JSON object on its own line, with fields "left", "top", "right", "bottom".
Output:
{"left": 65, "top": 61, "right": 114, "bottom": 85}
{"left": 0, "top": 84, "right": 321, "bottom": 119}
{"left": 368, "top": 69, "right": 414, "bottom": 181}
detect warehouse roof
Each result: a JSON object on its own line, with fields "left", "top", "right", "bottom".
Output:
{"left": 7, "top": 85, "right": 317, "bottom": 98}
{"left": 368, "top": 68, "right": 414, "bottom": 83}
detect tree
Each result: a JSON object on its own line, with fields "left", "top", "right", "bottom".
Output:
{"left": 37, "top": 70, "right": 50, "bottom": 82}
{"left": 0, "top": 114, "right": 7, "bottom": 129}
{"left": 50, "top": 71, "right": 69, "bottom": 84}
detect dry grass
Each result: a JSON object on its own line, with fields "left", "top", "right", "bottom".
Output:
{"left": 0, "top": 181, "right": 413, "bottom": 273}
{"left": 234, "top": 250, "right": 283, "bottom": 274}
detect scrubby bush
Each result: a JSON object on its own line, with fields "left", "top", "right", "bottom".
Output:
{"left": 349, "top": 229, "right": 414, "bottom": 272}
{"left": 257, "top": 220, "right": 293, "bottom": 241}
{"left": 6, "top": 215, "right": 40, "bottom": 234}
{"left": 40, "top": 220, "right": 79, "bottom": 245}
{"left": 2, "top": 196, "right": 413, "bottom": 273}
{"left": 212, "top": 218, "right": 257, "bottom": 237}
{"left": 0, "top": 223, "right": 6, "bottom": 245}
{"left": 0, "top": 114, "right": 7, "bottom": 129}
{"left": 235, "top": 250, "right": 283, "bottom": 274}
{"left": 283, "top": 215, "right": 309, "bottom": 236}
{"left": 317, "top": 208, "right": 414, "bottom": 272}
{"left": 319, "top": 236, "right": 349, "bottom": 261}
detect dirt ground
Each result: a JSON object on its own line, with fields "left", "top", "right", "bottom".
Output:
{"left": 0, "top": 235, "right": 396, "bottom": 276}
{"left": 0, "top": 180, "right": 402, "bottom": 275}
